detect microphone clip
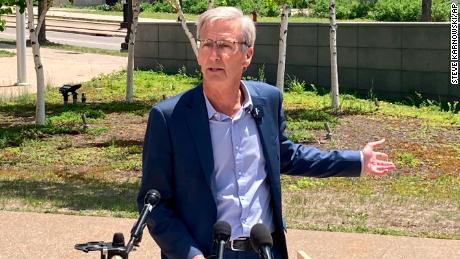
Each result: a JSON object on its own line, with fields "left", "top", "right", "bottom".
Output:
{"left": 250, "top": 105, "right": 264, "bottom": 119}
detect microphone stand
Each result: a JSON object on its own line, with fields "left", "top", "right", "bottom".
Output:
{"left": 75, "top": 189, "right": 161, "bottom": 259}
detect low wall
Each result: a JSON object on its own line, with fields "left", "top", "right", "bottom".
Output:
{"left": 135, "top": 22, "right": 459, "bottom": 101}
{"left": 73, "top": 0, "right": 105, "bottom": 6}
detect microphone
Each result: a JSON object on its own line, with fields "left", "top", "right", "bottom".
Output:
{"left": 126, "top": 189, "right": 161, "bottom": 253}
{"left": 213, "top": 221, "right": 231, "bottom": 259}
{"left": 250, "top": 224, "right": 274, "bottom": 259}
{"left": 245, "top": 105, "right": 264, "bottom": 119}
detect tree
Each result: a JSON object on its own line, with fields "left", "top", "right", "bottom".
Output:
{"left": 276, "top": 4, "right": 289, "bottom": 93}
{"left": 168, "top": 0, "right": 198, "bottom": 58}
{"left": 421, "top": 0, "right": 432, "bottom": 22}
{"left": 126, "top": 0, "right": 140, "bottom": 103}
{"left": 329, "top": 0, "right": 339, "bottom": 111}
{"left": 1, "top": 0, "right": 50, "bottom": 124}
{"left": 38, "top": 0, "right": 48, "bottom": 43}
{"left": 26, "top": 0, "right": 52, "bottom": 125}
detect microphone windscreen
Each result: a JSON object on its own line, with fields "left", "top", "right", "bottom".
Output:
{"left": 112, "top": 232, "right": 125, "bottom": 247}
{"left": 250, "top": 223, "right": 273, "bottom": 249}
{"left": 145, "top": 189, "right": 161, "bottom": 206}
{"left": 213, "top": 221, "right": 231, "bottom": 242}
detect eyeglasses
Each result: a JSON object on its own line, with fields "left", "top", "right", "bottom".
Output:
{"left": 197, "top": 39, "right": 248, "bottom": 53}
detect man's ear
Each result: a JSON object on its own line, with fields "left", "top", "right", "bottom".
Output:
{"left": 242, "top": 47, "right": 254, "bottom": 68}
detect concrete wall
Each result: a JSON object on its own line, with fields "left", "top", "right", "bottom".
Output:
{"left": 135, "top": 22, "right": 459, "bottom": 101}
{"left": 73, "top": 0, "right": 105, "bottom": 6}
{"left": 52, "top": 0, "right": 71, "bottom": 7}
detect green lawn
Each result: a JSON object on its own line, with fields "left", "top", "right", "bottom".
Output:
{"left": 0, "top": 49, "right": 15, "bottom": 58}
{"left": 0, "top": 69, "right": 459, "bottom": 239}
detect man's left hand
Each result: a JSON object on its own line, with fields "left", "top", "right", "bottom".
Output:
{"left": 362, "top": 139, "right": 396, "bottom": 176}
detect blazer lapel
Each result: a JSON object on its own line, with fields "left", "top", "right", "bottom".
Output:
{"left": 185, "top": 85, "right": 215, "bottom": 188}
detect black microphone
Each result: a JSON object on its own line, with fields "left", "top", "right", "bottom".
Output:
{"left": 250, "top": 224, "right": 274, "bottom": 259}
{"left": 126, "top": 189, "right": 161, "bottom": 253}
{"left": 213, "top": 221, "right": 231, "bottom": 259}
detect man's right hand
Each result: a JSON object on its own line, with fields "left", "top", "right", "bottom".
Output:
{"left": 192, "top": 256, "right": 206, "bottom": 259}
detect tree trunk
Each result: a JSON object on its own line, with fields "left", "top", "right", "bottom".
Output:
{"left": 276, "top": 4, "right": 290, "bottom": 93}
{"left": 38, "top": 0, "right": 47, "bottom": 43}
{"left": 27, "top": 0, "right": 49, "bottom": 125}
{"left": 126, "top": 0, "right": 140, "bottom": 103}
{"left": 421, "top": 0, "right": 432, "bottom": 22}
{"left": 329, "top": 0, "right": 339, "bottom": 111}
{"left": 168, "top": 0, "right": 198, "bottom": 58}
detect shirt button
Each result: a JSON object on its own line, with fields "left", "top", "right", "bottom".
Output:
{"left": 238, "top": 171, "right": 242, "bottom": 175}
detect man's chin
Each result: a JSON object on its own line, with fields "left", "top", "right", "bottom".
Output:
{"left": 204, "top": 73, "right": 226, "bottom": 82}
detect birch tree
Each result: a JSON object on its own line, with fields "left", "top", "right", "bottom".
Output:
{"left": 168, "top": 0, "right": 198, "bottom": 58}
{"left": 276, "top": 4, "right": 289, "bottom": 92}
{"left": 207, "top": 0, "right": 213, "bottom": 10}
{"left": 26, "top": 0, "right": 52, "bottom": 125}
{"left": 329, "top": 0, "right": 339, "bottom": 111}
{"left": 126, "top": 0, "right": 140, "bottom": 103}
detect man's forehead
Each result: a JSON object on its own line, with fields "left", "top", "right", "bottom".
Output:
{"left": 201, "top": 19, "right": 242, "bottom": 33}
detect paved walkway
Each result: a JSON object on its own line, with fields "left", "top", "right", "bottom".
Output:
{"left": 1, "top": 211, "right": 459, "bottom": 259}
{"left": 0, "top": 43, "right": 125, "bottom": 99}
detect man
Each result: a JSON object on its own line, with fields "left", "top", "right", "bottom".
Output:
{"left": 138, "top": 6, "right": 395, "bottom": 259}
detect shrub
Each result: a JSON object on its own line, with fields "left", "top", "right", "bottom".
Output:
{"left": 369, "top": 0, "right": 420, "bottom": 21}
{"left": 432, "top": 0, "right": 450, "bottom": 22}
{"left": 95, "top": 4, "right": 112, "bottom": 11}
{"left": 290, "top": 0, "right": 314, "bottom": 9}
{"left": 182, "top": 0, "right": 208, "bottom": 14}
{"left": 313, "top": 0, "right": 376, "bottom": 19}
{"left": 142, "top": 0, "right": 174, "bottom": 13}
{"left": 286, "top": 77, "right": 306, "bottom": 94}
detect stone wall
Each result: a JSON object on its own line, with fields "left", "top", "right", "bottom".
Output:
{"left": 135, "top": 22, "right": 458, "bottom": 101}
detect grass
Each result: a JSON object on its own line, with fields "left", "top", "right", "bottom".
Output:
{"left": 0, "top": 69, "right": 459, "bottom": 239}
{"left": 40, "top": 41, "right": 128, "bottom": 57}
{"left": 0, "top": 49, "right": 15, "bottom": 57}
{"left": 0, "top": 38, "right": 127, "bottom": 57}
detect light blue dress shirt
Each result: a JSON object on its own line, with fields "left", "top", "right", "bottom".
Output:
{"left": 204, "top": 81, "right": 275, "bottom": 241}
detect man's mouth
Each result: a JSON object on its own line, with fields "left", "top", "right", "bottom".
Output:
{"left": 208, "top": 67, "right": 224, "bottom": 72}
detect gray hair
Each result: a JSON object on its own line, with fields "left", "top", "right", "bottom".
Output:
{"left": 196, "top": 7, "right": 256, "bottom": 49}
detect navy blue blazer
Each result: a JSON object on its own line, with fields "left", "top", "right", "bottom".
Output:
{"left": 138, "top": 81, "right": 362, "bottom": 259}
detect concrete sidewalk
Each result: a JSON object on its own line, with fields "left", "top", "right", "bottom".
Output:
{"left": 1, "top": 211, "right": 459, "bottom": 259}
{"left": 0, "top": 43, "right": 125, "bottom": 99}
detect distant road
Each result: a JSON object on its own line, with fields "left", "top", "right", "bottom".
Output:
{"left": 0, "top": 27, "right": 125, "bottom": 50}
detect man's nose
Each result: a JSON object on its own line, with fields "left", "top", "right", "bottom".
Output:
{"left": 209, "top": 46, "right": 221, "bottom": 60}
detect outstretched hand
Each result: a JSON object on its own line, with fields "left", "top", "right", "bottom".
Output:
{"left": 362, "top": 139, "right": 396, "bottom": 176}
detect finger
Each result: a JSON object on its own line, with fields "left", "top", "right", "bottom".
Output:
{"left": 373, "top": 160, "right": 395, "bottom": 167}
{"left": 366, "top": 138, "right": 386, "bottom": 149}
{"left": 367, "top": 168, "right": 386, "bottom": 175}
{"left": 374, "top": 152, "right": 388, "bottom": 160}
{"left": 369, "top": 167, "right": 390, "bottom": 175}
{"left": 375, "top": 164, "right": 396, "bottom": 171}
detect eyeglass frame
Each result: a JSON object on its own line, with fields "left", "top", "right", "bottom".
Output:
{"left": 196, "top": 38, "right": 250, "bottom": 53}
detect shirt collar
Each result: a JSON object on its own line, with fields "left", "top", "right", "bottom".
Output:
{"left": 204, "top": 81, "right": 253, "bottom": 121}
